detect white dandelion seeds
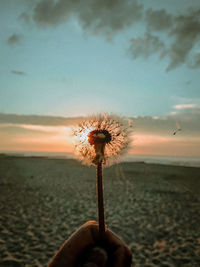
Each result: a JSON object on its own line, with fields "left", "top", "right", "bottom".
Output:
{"left": 72, "top": 113, "right": 133, "bottom": 166}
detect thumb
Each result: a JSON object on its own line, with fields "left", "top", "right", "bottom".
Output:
{"left": 78, "top": 246, "right": 108, "bottom": 267}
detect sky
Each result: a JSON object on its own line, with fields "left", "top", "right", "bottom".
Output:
{"left": 0, "top": 0, "right": 200, "bottom": 157}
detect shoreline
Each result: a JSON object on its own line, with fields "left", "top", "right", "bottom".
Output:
{"left": 1, "top": 152, "right": 200, "bottom": 168}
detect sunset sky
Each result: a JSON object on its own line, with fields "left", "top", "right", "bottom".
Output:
{"left": 0, "top": 0, "right": 200, "bottom": 157}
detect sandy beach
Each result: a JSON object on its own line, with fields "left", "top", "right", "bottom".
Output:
{"left": 0, "top": 155, "right": 200, "bottom": 266}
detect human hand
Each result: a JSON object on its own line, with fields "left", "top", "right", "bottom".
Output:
{"left": 47, "top": 221, "right": 132, "bottom": 267}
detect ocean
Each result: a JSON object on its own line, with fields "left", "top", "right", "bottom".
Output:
{"left": 1, "top": 150, "right": 200, "bottom": 168}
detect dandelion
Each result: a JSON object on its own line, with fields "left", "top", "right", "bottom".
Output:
{"left": 72, "top": 113, "right": 133, "bottom": 166}
{"left": 72, "top": 113, "right": 133, "bottom": 238}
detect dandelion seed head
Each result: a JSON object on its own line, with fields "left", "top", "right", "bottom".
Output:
{"left": 72, "top": 114, "right": 133, "bottom": 166}
{"left": 88, "top": 129, "right": 112, "bottom": 145}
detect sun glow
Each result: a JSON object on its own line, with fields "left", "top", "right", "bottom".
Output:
{"left": 78, "top": 126, "right": 95, "bottom": 144}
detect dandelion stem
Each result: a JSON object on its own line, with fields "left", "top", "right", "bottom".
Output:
{"left": 96, "top": 162, "right": 105, "bottom": 239}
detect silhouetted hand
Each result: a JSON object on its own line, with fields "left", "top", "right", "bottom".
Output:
{"left": 47, "top": 221, "right": 132, "bottom": 267}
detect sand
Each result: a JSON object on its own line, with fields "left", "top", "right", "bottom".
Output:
{"left": 0, "top": 155, "right": 200, "bottom": 266}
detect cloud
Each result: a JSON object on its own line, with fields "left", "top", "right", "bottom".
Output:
{"left": 132, "top": 133, "right": 200, "bottom": 157}
{"left": 0, "top": 113, "right": 82, "bottom": 126}
{"left": 128, "top": 32, "right": 165, "bottom": 59}
{"left": 7, "top": 34, "right": 23, "bottom": 46}
{"left": 165, "top": 107, "right": 200, "bottom": 138}
{"left": 32, "top": 0, "right": 143, "bottom": 37}
{"left": 0, "top": 123, "right": 73, "bottom": 153}
{"left": 1, "top": 107, "right": 200, "bottom": 138}
{"left": 11, "top": 70, "right": 26, "bottom": 76}
{"left": 21, "top": 1, "right": 200, "bottom": 70}
{"left": 173, "top": 104, "right": 197, "bottom": 110}
{"left": 1, "top": 110, "right": 199, "bottom": 156}
{"left": 190, "top": 53, "right": 200, "bottom": 69}
{"left": 145, "top": 8, "right": 173, "bottom": 31}
{"left": 166, "top": 9, "right": 200, "bottom": 71}
{"left": 0, "top": 123, "right": 67, "bottom": 136}
{"left": 170, "top": 105, "right": 200, "bottom": 118}
{"left": 18, "top": 12, "right": 30, "bottom": 24}
{"left": 132, "top": 106, "right": 200, "bottom": 137}
{"left": 129, "top": 8, "right": 200, "bottom": 71}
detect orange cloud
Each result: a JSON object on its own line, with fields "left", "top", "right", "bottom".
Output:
{"left": 0, "top": 110, "right": 200, "bottom": 157}
{"left": 0, "top": 124, "right": 74, "bottom": 153}
{"left": 131, "top": 134, "right": 200, "bottom": 156}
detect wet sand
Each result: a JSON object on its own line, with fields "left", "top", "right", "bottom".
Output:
{"left": 0, "top": 155, "right": 200, "bottom": 266}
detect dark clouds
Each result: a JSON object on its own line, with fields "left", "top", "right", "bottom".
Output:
{"left": 133, "top": 107, "right": 200, "bottom": 138}
{"left": 19, "top": 0, "right": 200, "bottom": 70}
{"left": 11, "top": 70, "right": 26, "bottom": 75}
{"left": 167, "top": 9, "right": 200, "bottom": 71}
{"left": 127, "top": 7, "right": 200, "bottom": 71}
{"left": 145, "top": 8, "right": 173, "bottom": 32}
{"left": 0, "top": 113, "right": 82, "bottom": 126}
{"left": 7, "top": 34, "right": 23, "bottom": 46}
{"left": 1, "top": 107, "right": 199, "bottom": 136}
{"left": 165, "top": 107, "right": 200, "bottom": 136}
{"left": 129, "top": 32, "right": 165, "bottom": 59}
{"left": 32, "top": 0, "right": 143, "bottom": 36}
